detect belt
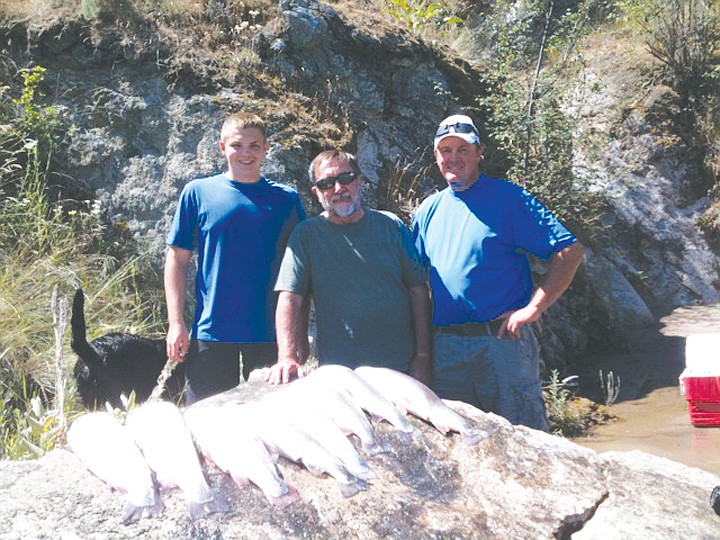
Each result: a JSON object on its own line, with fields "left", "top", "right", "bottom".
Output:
{"left": 434, "top": 320, "right": 504, "bottom": 337}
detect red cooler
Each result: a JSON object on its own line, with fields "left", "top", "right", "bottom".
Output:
{"left": 679, "top": 333, "right": 720, "bottom": 426}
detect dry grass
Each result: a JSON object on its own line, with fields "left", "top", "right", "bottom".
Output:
{"left": 0, "top": 0, "right": 274, "bottom": 22}
{"left": 320, "top": 0, "right": 472, "bottom": 49}
{"left": 0, "top": 0, "right": 78, "bottom": 21}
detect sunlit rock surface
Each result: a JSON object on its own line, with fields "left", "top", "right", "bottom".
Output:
{"left": 1, "top": 374, "right": 718, "bottom": 539}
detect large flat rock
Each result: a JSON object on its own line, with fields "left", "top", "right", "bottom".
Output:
{"left": 0, "top": 376, "right": 718, "bottom": 539}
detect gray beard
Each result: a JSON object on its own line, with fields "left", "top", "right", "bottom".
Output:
{"left": 325, "top": 194, "right": 360, "bottom": 218}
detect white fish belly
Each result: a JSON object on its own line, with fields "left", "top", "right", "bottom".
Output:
{"left": 355, "top": 366, "right": 483, "bottom": 439}
{"left": 273, "top": 397, "right": 375, "bottom": 480}
{"left": 67, "top": 412, "right": 158, "bottom": 508}
{"left": 279, "top": 375, "right": 379, "bottom": 452}
{"left": 310, "top": 365, "right": 414, "bottom": 433}
{"left": 126, "top": 401, "right": 211, "bottom": 503}
{"left": 225, "top": 401, "right": 365, "bottom": 490}
{"left": 185, "top": 405, "right": 290, "bottom": 500}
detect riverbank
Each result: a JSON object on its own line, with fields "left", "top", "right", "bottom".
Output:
{"left": 570, "top": 305, "right": 720, "bottom": 475}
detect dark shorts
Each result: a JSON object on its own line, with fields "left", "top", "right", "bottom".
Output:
{"left": 184, "top": 341, "right": 278, "bottom": 405}
{"left": 431, "top": 324, "right": 549, "bottom": 432}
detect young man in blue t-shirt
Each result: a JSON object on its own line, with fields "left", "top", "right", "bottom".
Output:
{"left": 412, "top": 114, "right": 584, "bottom": 431}
{"left": 165, "top": 112, "right": 305, "bottom": 403}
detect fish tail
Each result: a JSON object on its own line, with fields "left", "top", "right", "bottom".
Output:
{"left": 359, "top": 465, "right": 377, "bottom": 481}
{"left": 120, "top": 498, "right": 165, "bottom": 525}
{"left": 337, "top": 476, "right": 369, "bottom": 498}
{"left": 345, "top": 459, "right": 376, "bottom": 481}
{"left": 186, "top": 493, "right": 231, "bottom": 520}
{"left": 230, "top": 473, "right": 252, "bottom": 489}
{"left": 462, "top": 428, "right": 490, "bottom": 446}
{"left": 362, "top": 439, "right": 391, "bottom": 456}
{"left": 268, "top": 485, "right": 300, "bottom": 508}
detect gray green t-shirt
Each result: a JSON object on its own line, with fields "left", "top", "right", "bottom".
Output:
{"left": 275, "top": 209, "right": 428, "bottom": 371}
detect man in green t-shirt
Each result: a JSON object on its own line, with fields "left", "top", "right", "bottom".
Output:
{"left": 266, "top": 150, "right": 432, "bottom": 385}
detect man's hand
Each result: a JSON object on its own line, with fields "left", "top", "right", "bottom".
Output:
{"left": 497, "top": 306, "right": 541, "bottom": 340}
{"left": 166, "top": 322, "right": 190, "bottom": 363}
{"left": 266, "top": 357, "right": 306, "bottom": 385}
{"left": 498, "top": 242, "right": 585, "bottom": 340}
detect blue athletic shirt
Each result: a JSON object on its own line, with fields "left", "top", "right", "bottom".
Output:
{"left": 166, "top": 174, "right": 305, "bottom": 342}
{"left": 412, "top": 174, "right": 576, "bottom": 326}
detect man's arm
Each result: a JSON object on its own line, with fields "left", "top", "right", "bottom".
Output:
{"left": 295, "top": 294, "right": 312, "bottom": 364}
{"left": 501, "top": 242, "right": 585, "bottom": 339}
{"left": 164, "top": 246, "right": 193, "bottom": 362}
{"left": 266, "top": 291, "right": 309, "bottom": 384}
{"left": 408, "top": 281, "right": 433, "bottom": 386}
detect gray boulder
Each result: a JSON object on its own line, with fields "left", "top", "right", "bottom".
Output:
{"left": 0, "top": 377, "right": 718, "bottom": 539}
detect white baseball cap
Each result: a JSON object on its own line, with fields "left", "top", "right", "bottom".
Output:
{"left": 433, "top": 114, "right": 481, "bottom": 151}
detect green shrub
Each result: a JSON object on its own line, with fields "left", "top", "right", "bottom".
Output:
{"left": 475, "top": 0, "right": 606, "bottom": 237}
{"left": 0, "top": 66, "right": 165, "bottom": 460}
{"left": 383, "top": 0, "right": 462, "bottom": 35}
{"left": 619, "top": 0, "right": 720, "bottom": 98}
{"left": 544, "top": 369, "right": 583, "bottom": 436}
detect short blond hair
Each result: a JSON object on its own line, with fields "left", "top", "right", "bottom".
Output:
{"left": 220, "top": 112, "right": 267, "bottom": 142}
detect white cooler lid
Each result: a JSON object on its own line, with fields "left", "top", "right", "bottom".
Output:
{"left": 684, "top": 332, "right": 720, "bottom": 372}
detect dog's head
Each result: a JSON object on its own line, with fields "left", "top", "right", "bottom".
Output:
{"left": 73, "top": 354, "right": 122, "bottom": 409}
{"left": 72, "top": 333, "right": 175, "bottom": 409}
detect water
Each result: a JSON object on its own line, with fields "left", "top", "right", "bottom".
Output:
{"left": 570, "top": 305, "right": 720, "bottom": 476}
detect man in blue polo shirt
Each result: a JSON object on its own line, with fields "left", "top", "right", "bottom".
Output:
{"left": 412, "top": 114, "right": 584, "bottom": 431}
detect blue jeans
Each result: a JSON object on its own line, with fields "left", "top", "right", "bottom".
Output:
{"left": 431, "top": 325, "right": 549, "bottom": 431}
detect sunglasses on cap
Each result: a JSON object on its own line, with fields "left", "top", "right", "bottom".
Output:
{"left": 313, "top": 171, "right": 358, "bottom": 191}
{"left": 434, "top": 122, "right": 479, "bottom": 138}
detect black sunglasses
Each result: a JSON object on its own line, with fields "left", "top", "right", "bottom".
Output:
{"left": 313, "top": 171, "right": 358, "bottom": 191}
{"left": 435, "top": 122, "right": 478, "bottom": 138}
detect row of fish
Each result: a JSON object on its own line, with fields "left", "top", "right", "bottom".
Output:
{"left": 67, "top": 401, "right": 230, "bottom": 524}
{"left": 67, "top": 364, "right": 489, "bottom": 524}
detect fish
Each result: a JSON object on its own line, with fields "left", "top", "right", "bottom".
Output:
{"left": 224, "top": 401, "right": 369, "bottom": 498}
{"left": 183, "top": 404, "right": 299, "bottom": 508}
{"left": 66, "top": 411, "right": 164, "bottom": 524}
{"left": 125, "top": 400, "right": 230, "bottom": 520}
{"left": 308, "top": 364, "right": 415, "bottom": 436}
{"left": 276, "top": 372, "right": 386, "bottom": 455}
{"left": 355, "top": 366, "right": 490, "bottom": 445}
{"left": 262, "top": 388, "right": 376, "bottom": 481}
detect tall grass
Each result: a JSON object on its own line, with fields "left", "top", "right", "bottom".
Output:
{"left": 0, "top": 67, "right": 166, "bottom": 460}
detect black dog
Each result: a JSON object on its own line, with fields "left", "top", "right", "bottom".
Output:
{"left": 71, "top": 288, "right": 185, "bottom": 409}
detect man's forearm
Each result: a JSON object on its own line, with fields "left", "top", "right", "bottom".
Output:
{"left": 164, "top": 246, "right": 192, "bottom": 361}
{"left": 529, "top": 242, "right": 585, "bottom": 314}
{"left": 276, "top": 291, "right": 308, "bottom": 363}
{"left": 164, "top": 247, "right": 191, "bottom": 325}
{"left": 409, "top": 282, "right": 433, "bottom": 358}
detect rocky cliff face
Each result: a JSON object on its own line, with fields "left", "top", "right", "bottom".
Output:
{"left": 1, "top": 377, "right": 718, "bottom": 539}
{"left": 1, "top": 0, "right": 718, "bottom": 370}
{"left": 569, "top": 35, "right": 720, "bottom": 314}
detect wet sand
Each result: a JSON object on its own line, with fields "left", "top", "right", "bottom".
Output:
{"left": 570, "top": 305, "right": 720, "bottom": 476}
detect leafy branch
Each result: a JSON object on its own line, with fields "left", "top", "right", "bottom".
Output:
{"left": 384, "top": 0, "right": 462, "bottom": 35}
